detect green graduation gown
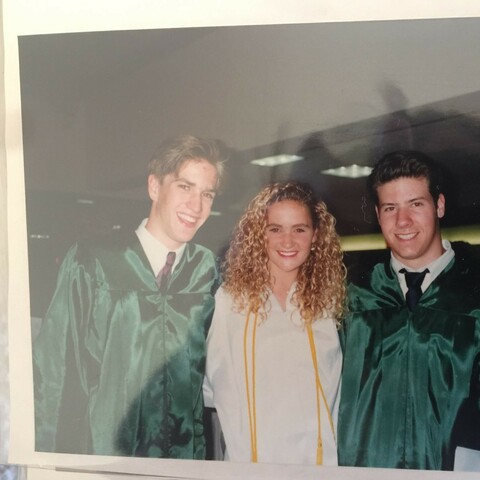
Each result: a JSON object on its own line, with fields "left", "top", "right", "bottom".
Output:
{"left": 33, "top": 233, "right": 218, "bottom": 458}
{"left": 338, "top": 247, "right": 480, "bottom": 470}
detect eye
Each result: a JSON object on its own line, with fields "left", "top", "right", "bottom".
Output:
{"left": 202, "top": 191, "right": 215, "bottom": 200}
{"left": 412, "top": 201, "right": 423, "bottom": 207}
{"left": 267, "top": 226, "right": 280, "bottom": 233}
{"left": 178, "top": 183, "right": 190, "bottom": 191}
{"left": 294, "top": 227, "right": 307, "bottom": 233}
{"left": 382, "top": 206, "right": 395, "bottom": 213}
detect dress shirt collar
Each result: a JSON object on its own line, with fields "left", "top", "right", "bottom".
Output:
{"left": 135, "top": 218, "right": 185, "bottom": 276}
{"left": 391, "top": 239, "right": 455, "bottom": 294}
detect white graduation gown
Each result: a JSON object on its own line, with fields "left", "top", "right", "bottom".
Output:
{"left": 204, "top": 286, "right": 342, "bottom": 465}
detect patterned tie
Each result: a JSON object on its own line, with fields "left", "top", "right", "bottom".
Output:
{"left": 156, "top": 251, "right": 176, "bottom": 290}
{"left": 400, "top": 268, "right": 429, "bottom": 311}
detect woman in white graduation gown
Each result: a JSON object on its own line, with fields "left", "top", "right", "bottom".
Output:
{"left": 204, "top": 181, "right": 346, "bottom": 465}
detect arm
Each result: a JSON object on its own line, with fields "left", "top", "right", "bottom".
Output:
{"left": 32, "top": 244, "right": 97, "bottom": 453}
{"left": 202, "top": 287, "right": 227, "bottom": 460}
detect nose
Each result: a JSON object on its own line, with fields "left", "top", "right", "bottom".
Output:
{"left": 281, "top": 231, "right": 294, "bottom": 248}
{"left": 396, "top": 207, "right": 411, "bottom": 227}
{"left": 187, "top": 191, "right": 202, "bottom": 213}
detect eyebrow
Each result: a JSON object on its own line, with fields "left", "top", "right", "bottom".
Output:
{"left": 266, "top": 222, "right": 312, "bottom": 228}
{"left": 175, "top": 176, "right": 217, "bottom": 193}
{"left": 379, "top": 196, "right": 427, "bottom": 208}
{"left": 408, "top": 196, "right": 427, "bottom": 203}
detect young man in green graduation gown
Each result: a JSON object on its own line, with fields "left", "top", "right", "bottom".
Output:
{"left": 338, "top": 151, "right": 480, "bottom": 470}
{"left": 33, "top": 135, "right": 227, "bottom": 458}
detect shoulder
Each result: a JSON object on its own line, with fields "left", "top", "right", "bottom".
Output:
{"left": 451, "top": 242, "right": 480, "bottom": 279}
{"left": 438, "top": 242, "right": 480, "bottom": 311}
{"left": 210, "top": 287, "right": 241, "bottom": 328}
{"left": 207, "top": 287, "right": 238, "bottom": 340}
{"left": 184, "top": 243, "right": 219, "bottom": 278}
{"left": 173, "top": 243, "right": 220, "bottom": 293}
{"left": 183, "top": 243, "right": 218, "bottom": 270}
{"left": 214, "top": 285, "right": 234, "bottom": 307}
{"left": 182, "top": 243, "right": 219, "bottom": 277}
{"left": 346, "top": 250, "right": 394, "bottom": 294}
{"left": 345, "top": 249, "right": 389, "bottom": 284}
{"left": 184, "top": 242, "right": 217, "bottom": 266}
{"left": 312, "top": 314, "right": 340, "bottom": 336}
{"left": 347, "top": 259, "right": 402, "bottom": 312}
{"left": 71, "top": 232, "right": 137, "bottom": 258}
{"left": 59, "top": 232, "right": 143, "bottom": 279}
{"left": 348, "top": 259, "right": 394, "bottom": 295}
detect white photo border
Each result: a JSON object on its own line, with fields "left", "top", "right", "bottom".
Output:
{"left": 4, "top": 1, "right": 480, "bottom": 478}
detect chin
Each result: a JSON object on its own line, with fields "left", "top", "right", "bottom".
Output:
{"left": 177, "top": 229, "right": 198, "bottom": 243}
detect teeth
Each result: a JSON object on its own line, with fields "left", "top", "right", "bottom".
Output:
{"left": 397, "top": 233, "right": 416, "bottom": 240}
{"left": 279, "top": 251, "right": 296, "bottom": 257}
{"left": 178, "top": 213, "right": 197, "bottom": 224}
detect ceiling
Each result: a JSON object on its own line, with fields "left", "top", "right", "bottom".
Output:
{"left": 17, "top": 17, "right": 480, "bottom": 307}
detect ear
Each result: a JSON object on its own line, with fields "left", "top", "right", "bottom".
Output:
{"left": 375, "top": 205, "right": 380, "bottom": 223}
{"left": 436, "top": 193, "right": 446, "bottom": 219}
{"left": 148, "top": 174, "right": 160, "bottom": 202}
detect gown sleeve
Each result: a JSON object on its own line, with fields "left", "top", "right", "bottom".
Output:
{"left": 33, "top": 244, "right": 101, "bottom": 452}
{"left": 203, "top": 287, "right": 227, "bottom": 409}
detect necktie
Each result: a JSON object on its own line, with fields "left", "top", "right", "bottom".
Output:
{"left": 400, "top": 268, "right": 429, "bottom": 310}
{"left": 157, "top": 251, "right": 176, "bottom": 290}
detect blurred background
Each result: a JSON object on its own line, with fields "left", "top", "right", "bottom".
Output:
{"left": 18, "top": 18, "right": 480, "bottom": 320}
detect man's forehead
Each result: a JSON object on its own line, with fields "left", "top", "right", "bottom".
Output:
{"left": 378, "top": 176, "right": 429, "bottom": 192}
{"left": 167, "top": 158, "right": 218, "bottom": 188}
{"left": 177, "top": 157, "right": 216, "bottom": 172}
{"left": 377, "top": 176, "right": 432, "bottom": 201}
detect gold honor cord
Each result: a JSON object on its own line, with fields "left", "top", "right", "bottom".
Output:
{"left": 243, "top": 308, "right": 259, "bottom": 462}
{"left": 243, "top": 307, "right": 335, "bottom": 465}
{"left": 306, "top": 323, "right": 336, "bottom": 465}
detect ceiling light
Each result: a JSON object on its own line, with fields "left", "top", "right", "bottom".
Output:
{"left": 321, "top": 164, "right": 372, "bottom": 179}
{"left": 250, "top": 154, "right": 303, "bottom": 167}
{"left": 29, "top": 234, "right": 50, "bottom": 240}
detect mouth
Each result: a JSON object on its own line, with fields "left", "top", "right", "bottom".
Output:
{"left": 395, "top": 232, "right": 418, "bottom": 241}
{"left": 177, "top": 212, "right": 199, "bottom": 227}
{"left": 278, "top": 251, "right": 297, "bottom": 257}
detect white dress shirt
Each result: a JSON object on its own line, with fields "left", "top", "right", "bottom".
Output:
{"left": 391, "top": 239, "right": 455, "bottom": 296}
{"left": 135, "top": 218, "right": 185, "bottom": 276}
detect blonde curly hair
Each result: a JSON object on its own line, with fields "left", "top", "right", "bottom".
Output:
{"left": 222, "top": 181, "right": 346, "bottom": 325}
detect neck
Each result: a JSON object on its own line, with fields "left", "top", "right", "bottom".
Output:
{"left": 393, "top": 240, "right": 445, "bottom": 270}
{"left": 270, "top": 274, "right": 296, "bottom": 311}
{"left": 145, "top": 217, "right": 183, "bottom": 250}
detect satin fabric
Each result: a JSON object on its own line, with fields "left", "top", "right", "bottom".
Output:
{"left": 33, "top": 234, "right": 218, "bottom": 458}
{"left": 338, "top": 247, "right": 480, "bottom": 470}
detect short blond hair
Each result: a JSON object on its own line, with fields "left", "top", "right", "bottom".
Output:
{"left": 148, "top": 135, "right": 228, "bottom": 190}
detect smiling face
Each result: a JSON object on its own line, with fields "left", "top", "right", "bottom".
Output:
{"left": 146, "top": 158, "right": 218, "bottom": 249}
{"left": 376, "top": 176, "right": 445, "bottom": 269}
{"left": 265, "top": 199, "right": 317, "bottom": 285}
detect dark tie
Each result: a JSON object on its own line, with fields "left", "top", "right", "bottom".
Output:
{"left": 400, "top": 268, "right": 429, "bottom": 310}
{"left": 156, "top": 251, "right": 176, "bottom": 290}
